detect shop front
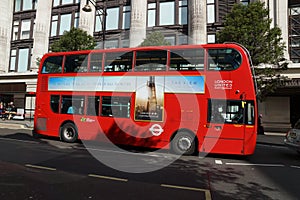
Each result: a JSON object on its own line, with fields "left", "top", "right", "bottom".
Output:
{"left": 0, "top": 74, "right": 37, "bottom": 120}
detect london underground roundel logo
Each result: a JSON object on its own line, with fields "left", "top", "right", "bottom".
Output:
{"left": 149, "top": 124, "right": 164, "bottom": 136}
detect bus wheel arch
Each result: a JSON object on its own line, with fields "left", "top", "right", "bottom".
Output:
{"left": 170, "top": 129, "right": 198, "bottom": 155}
{"left": 60, "top": 121, "right": 78, "bottom": 143}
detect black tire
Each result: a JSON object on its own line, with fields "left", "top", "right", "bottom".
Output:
{"left": 60, "top": 122, "right": 78, "bottom": 143}
{"left": 171, "top": 131, "right": 196, "bottom": 155}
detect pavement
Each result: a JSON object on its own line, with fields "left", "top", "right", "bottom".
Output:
{"left": 0, "top": 119, "right": 286, "bottom": 146}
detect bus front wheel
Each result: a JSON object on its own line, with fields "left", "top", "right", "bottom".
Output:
{"left": 60, "top": 123, "right": 78, "bottom": 143}
{"left": 171, "top": 131, "right": 196, "bottom": 155}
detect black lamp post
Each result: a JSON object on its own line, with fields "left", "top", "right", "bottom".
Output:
{"left": 82, "top": 0, "right": 107, "bottom": 49}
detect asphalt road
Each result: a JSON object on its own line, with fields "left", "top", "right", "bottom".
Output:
{"left": 0, "top": 128, "right": 299, "bottom": 200}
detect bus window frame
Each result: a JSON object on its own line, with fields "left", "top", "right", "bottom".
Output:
{"left": 104, "top": 51, "right": 133, "bottom": 72}
{"left": 64, "top": 54, "right": 89, "bottom": 73}
{"left": 134, "top": 50, "right": 168, "bottom": 71}
{"left": 169, "top": 48, "right": 205, "bottom": 71}
{"left": 207, "top": 48, "right": 242, "bottom": 71}
{"left": 41, "top": 56, "right": 63, "bottom": 74}
{"left": 208, "top": 99, "right": 255, "bottom": 125}
{"left": 89, "top": 52, "right": 104, "bottom": 73}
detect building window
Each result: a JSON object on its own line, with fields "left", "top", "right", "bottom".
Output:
{"left": 50, "top": 12, "right": 79, "bottom": 36}
{"left": 240, "top": 0, "right": 250, "bottom": 5}
{"left": 290, "top": 7, "right": 300, "bottom": 16}
{"left": 148, "top": 1, "right": 187, "bottom": 27}
{"left": 104, "top": 39, "right": 119, "bottom": 49}
{"left": 12, "top": 21, "right": 19, "bottom": 41}
{"left": 12, "top": 19, "right": 33, "bottom": 41}
{"left": 14, "top": 0, "right": 35, "bottom": 12}
{"left": 95, "top": 11, "right": 104, "bottom": 32}
{"left": 165, "top": 36, "right": 176, "bottom": 45}
{"left": 159, "top": 1, "right": 175, "bottom": 25}
{"left": 10, "top": 50, "right": 17, "bottom": 71}
{"left": 10, "top": 48, "right": 30, "bottom": 72}
{"left": 95, "top": 7, "right": 120, "bottom": 32}
{"left": 74, "top": 12, "right": 79, "bottom": 28}
{"left": 178, "top": 35, "right": 188, "bottom": 45}
{"left": 21, "top": 19, "right": 31, "bottom": 39}
{"left": 122, "top": 6, "right": 131, "bottom": 29}
{"left": 51, "top": 15, "right": 58, "bottom": 36}
{"left": 60, "top": 13, "right": 72, "bottom": 35}
{"left": 207, "top": 0, "right": 215, "bottom": 24}
{"left": 207, "top": 34, "right": 216, "bottom": 43}
{"left": 289, "top": 6, "right": 300, "bottom": 63}
{"left": 147, "top": 3, "right": 156, "bottom": 27}
{"left": 121, "top": 39, "right": 130, "bottom": 48}
{"left": 106, "top": 7, "right": 120, "bottom": 30}
{"left": 179, "top": 0, "right": 187, "bottom": 25}
{"left": 53, "top": 0, "right": 80, "bottom": 7}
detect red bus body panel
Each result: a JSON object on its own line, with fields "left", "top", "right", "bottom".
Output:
{"left": 34, "top": 43, "right": 257, "bottom": 155}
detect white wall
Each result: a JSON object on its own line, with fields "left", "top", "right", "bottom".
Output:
{"left": 0, "top": 0, "right": 13, "bottom": 73}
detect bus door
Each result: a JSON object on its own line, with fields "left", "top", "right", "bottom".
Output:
{"left": 203, "top": 99, "right": 253, "bottom": 154}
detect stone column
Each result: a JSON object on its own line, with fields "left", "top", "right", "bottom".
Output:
{"left": 129, "top": 0, "right": 147, "bottom": 47}
{"left": 262, "top": 0, "right": 289, "bottom": 60}
{"left": 78, "top": 0, "right": 95, "bottom": 36}
{"left": 188, "top": 0, "right": 207, "bottom": 44}
{"left": 276, "top": 0, "right": 289, "bottom": 60}
{"left": 31, "top": 1, "right": 52, "bottom": 71}
{"left": 0, "top": 0, "right": 13, "bottom": 73}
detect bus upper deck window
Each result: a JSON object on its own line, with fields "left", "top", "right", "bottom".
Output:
{"left": 64, "top": 54, "right": 88, "bottom": 73}
{"left": 90, "top": 53, "right": 103, "bottom": 72}
{"left": 169, "top": 49, "right": 204, "bottom": 71}
{"left": 208, "top": 48, "right": 242, "bottom": 71}
{"left": 104, "top": 52, "right": 133, "bottom": 72}
{"left": 135, "top": 50, "right": 167, "bottom": 71}
{"left": 41, "top": 56, "right": 63, "bottom": 73}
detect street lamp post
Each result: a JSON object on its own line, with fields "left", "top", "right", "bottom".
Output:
{"left": 82, "top": 0, "right": 107, "bottom": 49}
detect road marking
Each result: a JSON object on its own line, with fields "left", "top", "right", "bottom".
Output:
{"left": 161, "top": 184, "right": 212, "bottom": 199}
{"left": 77, "top": 146, "right": 172, "bottom": 158}
{"left": 215, "top": 160, "right": 223, "bottom": 165}
{"left": 25, "top": 164, "right": 56, "bottom": 171}
{"left": 88, "top": 174, "right": 128, "bottom": 182}
{"left": 225, "top": 163, "right": 285, "bottom": 167}
{"left": 291, "top": 165, "right": 300, "bottom": 169}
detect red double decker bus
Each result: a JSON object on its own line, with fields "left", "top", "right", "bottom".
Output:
{"left": 34, "top": 43, "right": 257, "bottom": 155}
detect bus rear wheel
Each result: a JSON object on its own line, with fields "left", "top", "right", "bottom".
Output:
{"left": 60, "top": 123, "right": 78, "bottom": 143}
{"left": 171, "top": 131, "right": 196, "bottom": 155}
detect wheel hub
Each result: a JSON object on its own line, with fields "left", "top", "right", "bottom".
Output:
{"left": 178, "top": 137, "right": 192, "bottom": 151}
{"left": 64, "top": 128, "right": 74, "bottom": 139}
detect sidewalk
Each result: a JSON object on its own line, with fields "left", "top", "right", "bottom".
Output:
{"left": 257, "top": 132, "right": 286, "bottom": 146}
{"left": 0, "top": 119, "right": 286, "bottom": 146}
{"left": 0, "top": 119, "right": 34, "bottom": 130}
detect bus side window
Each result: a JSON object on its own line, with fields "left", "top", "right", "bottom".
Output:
{"left": 61, "top": 96, "right": 85, "bottom": 115}
{"left": 61, "top": 96, "right": 72, "bottom": 114}
{"left": 101, "top": 96, "right": 130, "bottom": 118}
{"left": 87, "top": 96, "right": 100, "bottom": 116}
{"left": 64, "top": 54, "right": 88, "bottom": 73}
{"left": 208, "top": 99, "right": 226, "bottom": 123}
{"left": 50, "top": 95, "right": 60, "bottom": 113}
{"left": 208, "top": 99, "right": 251, "bottom": 124}
{"left": 208, "top": 49, "right": 241, "bottom": 71}
{"left": 169, "top": 49, "right": 204, "bottom": 71}
{"left": 90, "top": 53, "right": 103, "bottom": 72}
{"left": 135, "top": 50, "right": 167, "bottom": 71}
{"left": 104, "top": 52, "right": 133, "bottom": 72}
{"left": 42, "top": 56, "right": 63, "bottom": 73}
